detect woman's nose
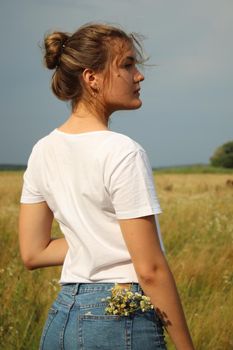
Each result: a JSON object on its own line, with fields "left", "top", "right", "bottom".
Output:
{"left": 135, "top": 68, "right": 144, "bottom": 82}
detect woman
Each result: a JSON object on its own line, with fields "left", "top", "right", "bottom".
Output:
{"left": 19, "top": 23, "right": 194, "bottom": 349}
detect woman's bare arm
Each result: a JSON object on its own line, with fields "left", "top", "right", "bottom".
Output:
{"left": 19, "top": 202, "right": 68, "bottom": 270}
{"left": 119, "top": 215, "right": 195, "bottom": 350}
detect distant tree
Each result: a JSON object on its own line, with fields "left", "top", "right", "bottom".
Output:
{"left": 210, "top": 141, "right": 233, "bottom": 168}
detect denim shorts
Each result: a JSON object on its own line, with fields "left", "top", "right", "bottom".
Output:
{"left": 39, "top": 283, "right": 167, "bottom": 350}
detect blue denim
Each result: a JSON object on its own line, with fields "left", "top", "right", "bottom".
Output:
{"left": 39, "top": 283, "right": 167, "bottom": 350}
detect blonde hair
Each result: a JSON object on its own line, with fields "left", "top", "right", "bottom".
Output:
{"left": 43, "top": 23, "right": 144, "bottom": 110}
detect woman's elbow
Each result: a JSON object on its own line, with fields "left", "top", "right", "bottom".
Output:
{"left": 137, "top": 265, "right": 160, "bottom": 286}
{"left": 136, "top": 259, "right": 170, "bottom": 286}
{"left": 20, "top": 252, "right": 38, "bottom": 270}
{"left": 24, "top": 263, "right": 36, "bottom": 271}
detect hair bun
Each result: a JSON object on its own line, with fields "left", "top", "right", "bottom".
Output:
{"left": 43, "top": 31, "right": 69, "bottom": 69}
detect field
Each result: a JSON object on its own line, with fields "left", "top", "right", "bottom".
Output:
{"left": 0, "top": 170, "right": 233, "bottom": 349}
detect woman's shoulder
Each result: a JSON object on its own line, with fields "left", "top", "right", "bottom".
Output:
{"left": 30, "top": 128, "right": 69, "bottom": 149}
{"left": 27, "top": 130, "right": 59, "bottom": 159}
{"left": 95, "top": 131, "right": 148, "bottom": 169}
{"left": 102, "top": 131, "right": 145, "bottom": 154}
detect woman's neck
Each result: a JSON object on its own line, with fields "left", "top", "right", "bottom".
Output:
{"left": 58, "top": 102, "right": 110, "bottom": 134}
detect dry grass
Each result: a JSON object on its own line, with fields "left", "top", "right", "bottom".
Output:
{"left": 156, "top": 174, "right": 233, "bottom": 349}
{"left": 0, "top": 171, "right": 232, "bottom": 349}
{"left": 0, "top": 172, "right": 61, "bottom": 350}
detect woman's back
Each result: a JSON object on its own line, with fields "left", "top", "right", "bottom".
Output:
{"left": 21, "top": 129, "right": 162, "bottom": 283}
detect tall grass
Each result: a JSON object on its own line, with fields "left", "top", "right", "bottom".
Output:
{"left": 0, "top": 171, "right": 232, "bottom": 349}
{"left": 157, "top": 174, "right": 233, "bottom": 349}
{"left": 0, "top": 172, "right": 61, "bottom": 350}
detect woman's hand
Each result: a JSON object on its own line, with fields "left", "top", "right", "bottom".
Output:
{"left": 18, "top": 202, "right": 68, "bottom": 269}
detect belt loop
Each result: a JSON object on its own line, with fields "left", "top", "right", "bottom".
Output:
{"left": 71, "top": 283, "right": 80, "bottom": 296}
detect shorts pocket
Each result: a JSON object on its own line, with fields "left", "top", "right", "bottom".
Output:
{"left": 78, "top": 314, "right": 127, "bottom": 350}
{"left": 131, "top": 310, "right": 167, "bottom": 350}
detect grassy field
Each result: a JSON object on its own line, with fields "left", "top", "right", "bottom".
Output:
{"left": 0, "top": 170, "right": 232, "bottom": 349}
{"left": 154, "top": 164, "right": 233, "bottom": 174}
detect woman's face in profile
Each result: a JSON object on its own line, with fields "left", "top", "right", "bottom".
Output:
{"left": 99, "top": 43, "right": 145, "bottom": 114}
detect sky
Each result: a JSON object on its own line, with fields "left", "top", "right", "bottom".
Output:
{"left": 0, "top": 0, "right": 232, "bottom": 167}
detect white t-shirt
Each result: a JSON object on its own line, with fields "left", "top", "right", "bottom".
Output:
{"left": 21, "top": 129, "right": 163, "bottom": 283}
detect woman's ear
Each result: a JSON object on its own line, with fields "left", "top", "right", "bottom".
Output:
{"left": 82, "top": 68, "right": 102, "bottom": 98}
{"left": 82, "top": 68, "right": 98, "bottom": 90}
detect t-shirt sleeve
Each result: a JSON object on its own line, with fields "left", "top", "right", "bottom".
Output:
{"left": 20, "top": 143, "right": 45, "bottom": 204}
{"left": 107, "top": 147, "right": 162, "bottom": 220}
